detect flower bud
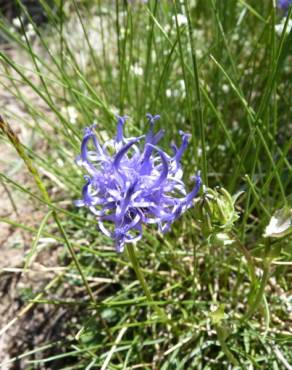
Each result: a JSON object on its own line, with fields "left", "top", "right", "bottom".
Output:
{"left": 193, "top": 187, "right": 241, "bottom": 240}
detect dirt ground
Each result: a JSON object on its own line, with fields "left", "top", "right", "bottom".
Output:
{"left": 0, "top": 42, "right": 71, "bottom": 369}
{"left": 0, "top": 9, "right": 114, "bottom": 365}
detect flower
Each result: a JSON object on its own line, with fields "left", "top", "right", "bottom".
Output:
{"left": 75, "top": 114, "right": 201, "bottom": 252}
{"left": 264, "top": 205, "right": 292, "bottom": 238}
{"left": 278, "top": 0, "right": 292, "bottom": 11}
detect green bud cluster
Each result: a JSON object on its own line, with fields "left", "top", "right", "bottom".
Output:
{"left": 194, "top": 187, "right": 241, "bottom": 244}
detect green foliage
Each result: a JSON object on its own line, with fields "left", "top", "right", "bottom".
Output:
{"left": 0, "top": 0, "right": 291, "bottom": 368}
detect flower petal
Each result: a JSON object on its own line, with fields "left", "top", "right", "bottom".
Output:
{"left": 146, "top": 144, "right": 169, "bottom": 189}
{"left": 173, "top": 131, "right": 191, "bottom": 164}
{"left": 75, "top": 114, "right": 201, "bottom": 252}
{"left": 113, "top": 137, "right": 141, "bottom": 169}
{"left": 116, "top": 115, "right": 128, "bottom": 143}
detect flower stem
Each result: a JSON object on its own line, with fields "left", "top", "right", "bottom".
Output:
{"left": 215, "top": 324, "right": 240, "bottom": 367}
{"left": 231, "top": 232, "right": 257, "bottom": 287}
{"left": 242, "top": 238, "right": 272, "bottom": 322}
{"left": 126, "top": 244, "right": 168, "bottom": 322}
{"left": 242, "top": 261, "right": 270, "bottom": 322}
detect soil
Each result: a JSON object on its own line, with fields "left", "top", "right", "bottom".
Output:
{"left": 0, "top": 9, "right": 114, "bottom": 368}
{"left": 0, "top": 43, "right": 76, "bottom": 369}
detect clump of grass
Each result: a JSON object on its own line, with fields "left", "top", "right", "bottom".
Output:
{"left": 0, "top": 1, "right": 291, "bottom": 368}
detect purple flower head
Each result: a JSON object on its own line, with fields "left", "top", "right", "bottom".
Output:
{"left": 278, "top": 0, "right": 292, "bottom": 11}
{"left": 75, "top": 114, "right": 201, "bottom": 253}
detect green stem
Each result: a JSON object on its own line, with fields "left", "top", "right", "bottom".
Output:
{"left": 242, "top": 262, "right": 270, "bottom": 322}
{"left": 183, "top": 0, "right": 207, "bottom": 185}
{"left": 126, "top": 244, "right": 168, "bottom": 322}
{"left": 231, "top": 233, "right": 257, "bottom": 287}
{"left": 215, "top": 325, "right": 240, "bottom": 367}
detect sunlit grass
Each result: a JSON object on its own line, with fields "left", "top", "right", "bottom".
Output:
{"left": 0, "top": 0, "right": 291, "bottom": 368}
